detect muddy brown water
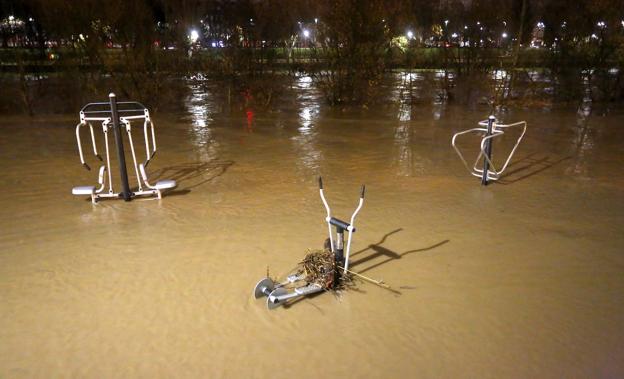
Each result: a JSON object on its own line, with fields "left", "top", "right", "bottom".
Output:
{"left": 1, "top": 79, "right": 624, "bottom": 378}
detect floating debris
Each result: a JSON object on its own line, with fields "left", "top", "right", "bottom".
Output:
{"left": 300, "top": 248, "right": 337, "bottom": 290}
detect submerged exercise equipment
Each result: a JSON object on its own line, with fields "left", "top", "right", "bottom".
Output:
{"left": 72, "top": 93, "right": 176, "bottom": 203}
{"left": 451, "top": 115, "right": 527, "bottom": 185}
{"left": 253, "top": 177, "right": 365, "bottom": 309}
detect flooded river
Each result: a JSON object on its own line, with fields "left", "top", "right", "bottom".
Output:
{"left": 1, "top": 76, "right": 623, "bottom": 378}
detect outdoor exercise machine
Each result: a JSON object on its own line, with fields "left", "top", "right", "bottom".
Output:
{"left": 451, "top": 115, "right": 527, "bottom": 185}
{"left": 253, "top": 177, "right": 365, "bottom": 309}
{"left": 72, "top": 93, "right": 176, "bottom": 203}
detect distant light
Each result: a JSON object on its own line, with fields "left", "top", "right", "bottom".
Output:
{"left": 8, "top": 15, "right": 14, "bottom": 21}
{"left": 79, "top": 34, "right": 85, "bottom": 41}
{"left": 28, "top": 17, "right": 33, "bottom": 22}
{"left": 211, "top": 42, "right": 217, "bottom": 47}
{"left": 250, "top": 18, "right": 253, "bottom": 22}
{"left": 189, "top": 29, "right": 199, "bottom": 43}
{"left": 502, "top": 32, "right": 508, "bottom": 38}
{"left": 597, "top": 21, "right": 606, "bottom": 28}
{"left": 315, "top": 18, "right": 318, "bottom": 24}
{"left": 480, "top": 27, "right": 483, "bottom": 31}
{"left": 591, "top": 33, "right": 598, "bottom": 39}
{"left": 476, "top": 21, "right": 480, "bottom": 25}
{"left": 444, "top": 20, "right": 449, "bottom": 26}
{"left": 464, "top": 25, "right": 467, "bottom": 30}
{"left": 451, "top": 33, "right": 458, "bottom": 38}
{"left": 406, "top": 30, "right": 414, "bottom": 39}
{"left": 537, "top": 21, "right": 545, "bottom": 28}
{"left": 302, "top": 29, "right": 310, "bottom": 38}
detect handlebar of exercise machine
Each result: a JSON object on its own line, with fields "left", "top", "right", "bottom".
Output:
{"left": 318, "top": 176, "right": 366, "bottom": 273}
{"left": 75, "top": 121, "right": 102, "bottom": 171}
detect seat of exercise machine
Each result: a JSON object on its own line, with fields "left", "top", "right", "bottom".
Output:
{"left": 71, "top": 166, "right": 106, "bottom": 196}
{"left": 72, "top": 186, "right": 96, "bottom": 195}
{"left": 153, "top": 179, "right": 177, "bottom": 190}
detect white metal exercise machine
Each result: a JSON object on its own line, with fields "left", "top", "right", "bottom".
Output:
{"left": 72, "top": 93, "right": 176, "bottom": 203}
{"left": 451, "top": 115, "right": 527, "bottom": 185}
{"left": 253, "top": 177, "right": 365, "bottom": 309}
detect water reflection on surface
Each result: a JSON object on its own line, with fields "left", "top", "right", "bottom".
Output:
{"left": 185, "top": 83, "right": 220, "bottom": 161}
{"left": 393, "top": 123, "right": 419, "bottom": 176}
{"left": 292, "top": 74, "right": 322, "bottom": 173}
{"left": 1, "top": 71, "right": 624, "bottom": 378}
{"left": 567, "top": 73, "right": 595, "bottom": 177}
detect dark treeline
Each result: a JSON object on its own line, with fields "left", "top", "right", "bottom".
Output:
{"left": 1, "top": 0, "right": 623, "bottom": 113}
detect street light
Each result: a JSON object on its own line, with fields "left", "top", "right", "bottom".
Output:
{"left": 406, "top": 30, "right": 414, "bottom": 39}
{"left": 303, "top": 29, "right": 310, "bottom": 38}
{"left": 189, "top": 29, "right": 199, "bottom": 43}
{"left": 502, "top": 32, "right": 508, "bottom": 38}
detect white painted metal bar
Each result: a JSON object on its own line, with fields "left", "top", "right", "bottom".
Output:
{"left": 102, "top": 120, "right": 114, "bottom": 193}
{"left": 96, "top": 165, "right": 107, "bottom": 194}
{"left": 451, "top": 119, "right": 527, "bottom": 182}
{"left": 75, "top": 122, "right": 88, "bottom": 169}
{"left": 150, "top": 121, "right": 157, "bottom": 156}
{"left": 344, "top": 193, "right": 365, "bottom": 274}
{"left": 143, "top": 120, "right": 151, "bottom": 162}
{"left": 87, "top": 122, "right": 99, "bottom": 158}
{"left": 451, "top": 127, "right": 489, "bottom": 176}
{"left": 121, "top": 118, "right": 143, "bottom": 191}
{"left": 319, "top": 181, "right": 334, "bottom": 252}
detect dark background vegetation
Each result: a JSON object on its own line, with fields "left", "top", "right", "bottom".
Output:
{"left": 1, "top": 0, "right": 623, "bottom": 114}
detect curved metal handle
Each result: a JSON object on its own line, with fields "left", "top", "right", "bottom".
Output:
{"left": 143, "top": 120, "right": 157, "bottom": 166}
{"left": 75, "top": 121, "right": 103, "bottom": 171}
{"left": 344, "top": 185, "right": 366, "bottom": 273}
{"left": 318, "top": 176, "right": 334, "bottom": 252}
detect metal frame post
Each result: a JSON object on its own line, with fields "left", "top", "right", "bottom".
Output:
{"left": 481, "top": 115, "right": 495, "bottom": 185}
{"left": 109, "top": 93, "right": 132, "bottom": 201}
{"left": 335, "top": 227, "right": 345, "bottom": 266}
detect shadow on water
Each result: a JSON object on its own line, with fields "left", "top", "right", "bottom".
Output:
{"left": 350, "top": 229, "right": 449, "bottom": 275}
{"left": 151, "top": 160, "right": 234, "bottom": 190}
{"left": 496, "top": 153, "right": 571, "bottom": 185}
